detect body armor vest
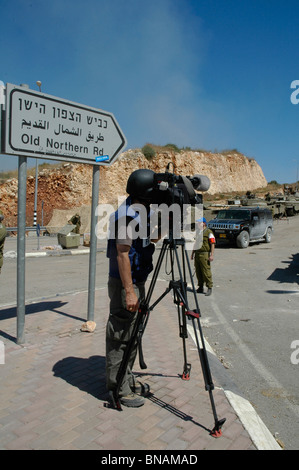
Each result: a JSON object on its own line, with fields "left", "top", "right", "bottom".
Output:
{"left": 107, "top": 197, "right": 155, "bottom": 283}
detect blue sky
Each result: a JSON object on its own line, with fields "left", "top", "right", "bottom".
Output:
{"left": 1, "top": 0, "right": 299, "bottom": 184}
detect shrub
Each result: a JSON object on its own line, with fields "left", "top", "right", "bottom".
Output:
{"left": 141, "top": 144, "right": 156, "bottom": 160}
{"left": 164, "top": 143, "right": 180, "bottom": 152}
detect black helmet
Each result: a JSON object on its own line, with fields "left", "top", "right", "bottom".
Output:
{"left": 126, "top": 169, "right": 155, "bottom": 201}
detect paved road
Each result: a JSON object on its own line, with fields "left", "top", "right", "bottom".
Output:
{"left": 1, "top": 236, "right": 108, "bottom": 305}
{"left": 187, "top": 217, "right": 299, "bottom": 450}
{"left": 1, "top": 217, "right": 298, "bottom": 449}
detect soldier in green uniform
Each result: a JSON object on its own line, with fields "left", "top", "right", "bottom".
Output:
{"left": 0, "top": 211, "right": 7, "bottom": 275}
{"left": 191, "top": 217, "right": 216, "bottom": 296}
{"left": 68, "top": 213, "right": 81, "bottom": 234}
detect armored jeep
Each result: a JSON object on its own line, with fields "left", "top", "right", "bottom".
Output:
{"left": 207, "top": 207, "right": 273, "bottom": 248}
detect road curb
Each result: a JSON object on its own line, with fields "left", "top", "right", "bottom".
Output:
{"left": 224, "top": 390, "right": 281, "bottom": 450}
{"left": 4, "top": 248, "right": 106, "bottom": 259}
{"left": 187, "top": 325, "right": 281, "bottom": 450}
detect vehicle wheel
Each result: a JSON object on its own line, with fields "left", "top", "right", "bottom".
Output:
{"left": 264, "top": 227, "right": 272, "bottom": 243}
{"left": 236, "top": 230, "right": 249, "bottom": 248}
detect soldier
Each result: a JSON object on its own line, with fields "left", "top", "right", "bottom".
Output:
{"left": 68, "top": 213, "right": 81, "bottom": 234}
{"left": 0, "top": 211, "right": 7, "bottom": 275}
{"left": 191, "top": 217, "right": 215, "bottom": 296}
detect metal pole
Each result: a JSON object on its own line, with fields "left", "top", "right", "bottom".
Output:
{"left": 17, "top": 156, "right": 27, "bottom": 344}
{"left": 87, "top": 165, "right": 100, "bottom": 321}
{"left": 33, "top": 158, "right": 38, "bottom": 226}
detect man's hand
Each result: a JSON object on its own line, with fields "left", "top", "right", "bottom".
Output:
{"left": 125, "top": 286, "right": 139, "bottom": 312}
{"left": 117, "top": 243, "right": 139, "bottom": 312}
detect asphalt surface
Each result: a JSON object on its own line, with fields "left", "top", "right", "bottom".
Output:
{"left": 198, "top": 217, "right": 299, "bottom": 450}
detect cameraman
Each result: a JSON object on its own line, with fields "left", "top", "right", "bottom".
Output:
{"left": 106, "top": 169, "right": 159, "bottom": 408}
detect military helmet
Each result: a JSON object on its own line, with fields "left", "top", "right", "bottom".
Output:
{"left": 126, "top": 169, "right": 155, "bottom": 201}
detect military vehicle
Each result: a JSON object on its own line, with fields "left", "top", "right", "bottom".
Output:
{"left": 203, "top": 202, "right": 226, "bottom": 223}
{"left": 285, "top": 194, "right": 299, "bottom": 216}
{"left": 207, "top": 206, "right": 273, "bottom": 248}
{"left": 227, "top": 191, "right": 268, "bottom": 210}
{"left": 265, "top": 191, "right": 299, "bottom": 218}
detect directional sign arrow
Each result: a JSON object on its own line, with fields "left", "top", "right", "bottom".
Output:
{"left": 4, "top": 83, "right": 127, "bottom": 166}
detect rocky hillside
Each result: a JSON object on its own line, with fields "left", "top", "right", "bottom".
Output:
{"left": 0, "top": 148, "right": 267, "bottom": 227}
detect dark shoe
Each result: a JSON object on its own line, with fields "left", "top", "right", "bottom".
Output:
{"left": 196, "top": 286, "right": 204, "bottom": 294}
{"left": 120, "top": 393, "right": 145, "bottom": 408}
{"left": 205, "top": 288, "right": 212, "bottom": 296}
{"left": 132, "top": 381, "right": 150, "bottom": 397}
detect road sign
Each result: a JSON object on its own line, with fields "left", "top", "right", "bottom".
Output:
{"left": 3, "top": 83, "right": 127, "bottom": 166}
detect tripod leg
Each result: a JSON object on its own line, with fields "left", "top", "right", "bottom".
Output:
{"left": 138, "top": 305, "right": 149, "bottom": 370}
{"left": 137, "top": 240, "right": 169, "bottom": 369}
{"left": 171, "top": 244, "right": 193, "bottom": 381}
{"left": 186, "top": 314, "right": 226, "bottom": 436}
{"left": 179, "top": 247, "right": 192, "bottom": 380}
{"left": 183, "top": 244, "right": 226, "bottom": 436}
{"left": 176, "top": 297, "right": 191, "bottom": 380}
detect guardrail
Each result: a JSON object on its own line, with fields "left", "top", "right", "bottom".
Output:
{"left": 6, "top": 226, "right": 47, "bottom": 232}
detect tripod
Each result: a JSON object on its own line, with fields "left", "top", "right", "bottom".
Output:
{"left": 109, "top": 236, "right": 226, "bottom": 438}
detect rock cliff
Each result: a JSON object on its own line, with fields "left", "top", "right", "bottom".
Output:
{"left": 0, "top": 148, "right": 267, "bottom": 227}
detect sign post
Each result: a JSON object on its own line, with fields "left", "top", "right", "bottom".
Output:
{"left": 16, "top": 156, "right": 27, "bottom": 344}
{"left": 36, "top": 223, "right": 41, "bottom": 250}
{"left": 1, "top": 83, "right": 127, "bottom": 343}
{"left": 87, "top": 166, "right": 100, "bottom": 322}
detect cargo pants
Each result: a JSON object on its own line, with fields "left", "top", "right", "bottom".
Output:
{"left": 194, "top": 251, "right": 213, "bottom": 289}
{"left": 106, "top": 277, "right": 146, "bottom": 397}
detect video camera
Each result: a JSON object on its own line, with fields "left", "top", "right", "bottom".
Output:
{"left": 126, "top": 164, "right": 210, "bottom": 238}
{"left": 127, "top": 163, "right": 210, "bottom": 208}
{"left": 151, "top": 165, "right": 210, "bottom": 207}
